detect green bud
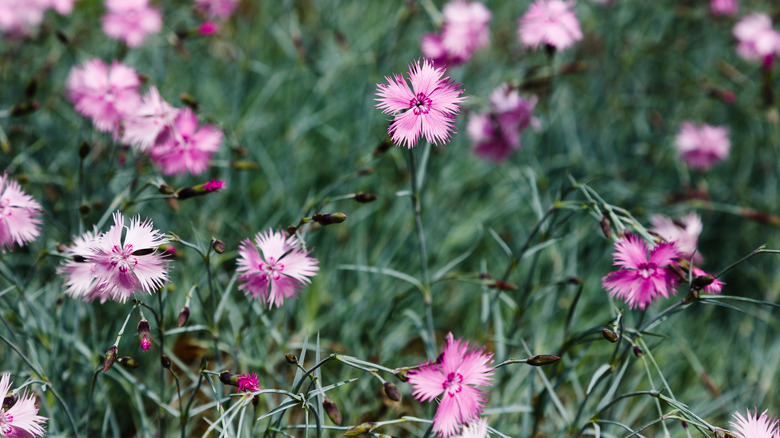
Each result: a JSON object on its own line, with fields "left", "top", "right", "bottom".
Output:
{"left": 119, "top": 357, "right": 140, "bottom": 369}
{"left": 313, "top": 212, "right": 347, "bottom": 225}
{"left": 526, "top": 355, "right": 561, "bottom": 366}
{"left": 343, "top": 422, "right": 376, "bottom": 436}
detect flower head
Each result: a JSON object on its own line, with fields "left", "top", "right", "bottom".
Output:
{"left": 602, "top": 234, "right": 681, "bottom": 310}
{"left": 733, "top": 13, "right": 780, "bottom": 62}
{"left": 122, "top": 87, "right": 179, "bottom": 152}
{"left": 376, "top": 59, "right": 466, "bottom": 148}
{"left": 195, "top": 0, "right": 239, "bottom": 20}
{"left": 0, "top": 0, "right": 48, "bottom": 35}
{"left": 0, "top": 173, "right": 42, "bottom": 253}
{"left": 455, "top": 418, "right": 488, "bottom": 438}
{"left": 650, "top": 212, "right": 703, "bottom": 263}
{"left": 58, "top": 230, "right": 109, "bottom": 302}
{"left": 237, "top": 229, "right": 319, "bottom": 309}
{"left": 710, "top": 0, "right": 737, "bottom": 16}
{"left": 730, "top": 409, "right": 780, "bottom": 438}
{"left": 422, "top": 1, "right": 491, "bottom": 67}
{"left": 101, "top": 0, "right": 162, "bottom": 48}
{"left": 675, "top": 122, "right": 730, "bottom": 170}
{"left": 468, "top": 84, "right": 537, "bottom": 163}
{"left": 46, "top": 0, "right": 79, "bottom": 14}
{"left": 150, "top": 108, "right": 223, "bottom": 175}
{"left": 517, "top": 0, "right": 583, "bottom": 51}
{"left": 236, "top": 373, "right": 261, "bottom": 393}
{"left": 0, "top": 373, "right": 47, "bottom": 437}
{"left": 204, "top": 179, "right": 225, "bottom": 192}
{"left": 407, "top": 333, "right": 493, "bottom": 437}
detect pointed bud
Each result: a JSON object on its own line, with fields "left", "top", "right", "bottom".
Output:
{"left": 103, "top": 345, "right": 118, "bottom": 372}
{"left": 313, "top": 212, "right": 347, "bottom": 225}
{"left": 220, "top": 371, "right": 237, "bottom": 386}
{"left": 343, "top": 422, "right": 376, "bottom": 436}
{"left": 692, "top": 274, "right": 714, "bottom": 290}
{"left": 600, "top": 216, "right": 611, "bottom": 239}
{"left": 526, "top": 355, "right": 561, "bottom": 366}
{"left": 354, "top": 193, "right": 378, "bottom": 203}
{"left": 602, "top": 329, "right": 618, "bottom": 343}
{"left": 284, "top": 353, "right": 298, "bottom": 365}
{"left": 383, "top": 382, "right": 401, "bottom": 402}
{"left": 323, "top": 397, "right": 342, "bottom": 425}
{"left": 137, "top": 320, "right": 152, "bottom": 352}
{"left": 2, "top": 395, "right": 14, "bottom": 411}
{"left": 161, "top": 353, "right": 171, "bottom": 369}
{"left": 176, "top": 179, "right": 225, "bottom": 200}
{"left": 178, "top": 306, "right": 190, "bottom": 328}
{"left": 158, "top": 184, "right": 174, "bottom": 195}
{"left": 180, "top": 92, "right": 199, "bottom": 110}
{"left": 119, "top": 356, "right": 140, "bottom": 369}
{"left": 633, "top": 346, "right": 643, "bottom": 357}
{"left": 212, "top": 239, "right": 225, "bottom": 254}
{"left": 78, "top": 141, "right": 90, "bottom": 159}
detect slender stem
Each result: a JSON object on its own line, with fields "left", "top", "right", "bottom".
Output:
{"left": 157, "top": 290, "right": 167, "bottom": 435}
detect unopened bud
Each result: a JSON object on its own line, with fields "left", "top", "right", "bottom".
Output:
{"left": 78, "top": 141, "right": 90, "bottom": 159}
{"left": 137, "top": 320, "right": 152, "bottom": 352}
{"left": 55, "top": 29, "right": 69, "bottom": 44}
{"left": 526, "top": 355, "right": 561, "bottom": 366}
{"left": 9, "top": 101, "right": 39, "bottom": 117}
{"left": 119, "top": 356, "right": 140, "bottom": 369}
{"left": 178, "top": 306, "right": 190, "bottom": 327}
{"left": 600, "top": 216, "right": 611, "bottom": 239}
{"left": 230, "top": 160, "right": 261, "bottom": 170}
{"left": 567, "top": 277, "right": 583, "bottom": 285}
{"left": 681, "top": 420, "right": 688, "bottom": 429}
{"left": 354, "top": 192, "right": 378, "bottom": 203}
{"left": 2, "top": 395, "right": 14, "bottom": 411}
{"left": 211, "top": 239, "right": 225, "bottom": 254}
{"left": 692, "top": 274, "right": 714, "bottom": 290}
{"left": 373, "top": 137, "right": 392, "bottom": 156}
{"left": 313, "top": 212, "right": 347, "bottom": 225}
{"left": 343, "top": 422, "right": 376, "bottom": 436}
{"left": 394, "top": 369, "right": 408, "bottom": 382}
{"left": 323, "top": 397, "right": 342, "bottom": 425}
{"left": 284, "top": 353, "right": 298, "bottom": 365}
{"left": 633, "top": 346, "right": 643, "bottom": 357}
{"left": 602, "top": 329, "right": 618, "bottom": 343}
{"left": 103, "top": 345, "right": 118, "bottom": 372}
{"left": 220, "top": 371, "right": 237, "bottom": 386}
{"left": 79, "top": 203, "right": 90, "bottom": 215}
{"left": 158, "top": 184, "right": 174, "bottom": 195}
{"left": 161, "top": 353, "right": 171, "bottom": 369}
{"left": 180, "top": 92, "right": 199, "bottom": 110}
{"left": 383, "top": 382, "right": 401, "bottom": 401}
{"left": 286, "top": 225, "right": 298, "bottom": 236}
{"left": 491, "top": 280, "right": 518, "bottom": 291}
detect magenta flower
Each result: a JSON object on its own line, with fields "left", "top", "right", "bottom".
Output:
{"left": 650, "top": 212, "right": 703, "bottom": 263}
{"left": 733, "top": 14, "right": 780, "bottom": 62}
{"left": 730, "top": 409, "right": 780, "bottom": 438}
{"left": 691, "top": 267, "right": 724, "bottom": 294}
{"left": 675, "top": 122, "right": 730, "bottom": 170}
{"left": 237, "top": 229, "right": 319, "bottom": 309}
{"left": 0, "top": 0, "right": 48, "bottom": 35}
{"left": 468, "top": 84, "right": 537, "bottom": 163}
{"left": 122, "top": 87, "right": 179, "bottom": 152}
{"left": 0, "top": 373, "right": 47, "bottom": 437}
{"left": 66, "top": 59, "right": 141, "bottom": 135}
{"left": 517, "top": 0, "right": 583, "bottom": 51}
{"left": 407, "top": 333, "right": 494, "bottom": 437}
{"left": 198, "top": 21, "right": 219, "bottom": 35}
{"left": 438, "top": 1, "right": 491, "bottom": 63}
{"left": 602, "top": 234, "right": 681, "bottom": 310}
{"left": 150, "top": 108, "right": 223, "bottom": 175}
{"left": 456, "top": 418, "right": 488, "bottom": 438}
{"left": 195, "top": 0, "right": 239, "bottom": 20}
{"left": 0, "top": 173, "right": 42, "bottom": 253}
{"left": 376, "top": 59, "right": 466, "bottom": 148}
{"left": 236, "top": 373, "right": 261, "bottom": 393}
{"left": 710, "top": 0, "right": 737, "bottom": 16}
{"left": 203, "top": 179, "right": 225, "bottom": 192}
{"left": 101, "top": 0, "right": 162, "bottom": 48}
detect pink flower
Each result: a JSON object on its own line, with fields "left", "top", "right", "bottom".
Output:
{"left": 730, "top": 409, "right": 780, "bottom": 438}
{"left": 407, "top": 333, "right": 494, "bottom": 437}
{"left": 710, "top": 0, "right": 737, "bottom": 16}
{"left": 376, "top": 59, "right": 466, "bottom": 148}
{"left": 0, "top": 173, "right": 42, "bottom": 253}
{"left": 66, "top": 59, "right": 141, "bottom": 135}
{"left": 0, "top": 373, "right": 47, "bottom": 437}
{"left": 442, "top": 1, "right": 491, "bottom": 60}
{"left": 675, "top": 122, "right": 730, "bottom": 170}
{"left": 468, "top": 84, "right": 537, "bottom": 163}
{"left": 58, "top": 230, "right": 110, "bottom": 302}
{"left": 150, "top": 108, "right": 223, "bottom": 175}
{"left": 733, "top": 13, "right": 780, "bottom": 62}
{"left": 198, "top": 21, "right": 219, "bottom": 35}
{"left": 421, "top": 33, "right": 463, "bottom": 69}
{"left": 236, "top": 372, "right": 261, "bottom": 392}
{"left": 195, "top": 0, "right": 239, "bottom": 20}
{"left": 203, "top": 179, "right": 225, "bottom": 192}
{"left": 691, "top": 267, "right": 724, "bottom": 294}
{"left": 456, "top": 418, "right": 488, "bottom": 438}
{"left": 237, "top": 229, "right": 319, "bottom": 309}
{"left": 101, "top": 0, "right": 162, "bottom": 48}
{"left": 649, "top": 212, "right": 703, "bottom": 263}
{"left": 46, "top": 0, "right": 79, "bottom": 14}
{"left": 602, "top": 234, "right": 681, "bottom": 310}
{"left": 517, "top": 0, "right": 583, "bottom": 51}
{"left": 122, "top": 87, "right": 179, "bottom": 152}
{"left": 0, "top": 0, "right": 48, "bottom": 35}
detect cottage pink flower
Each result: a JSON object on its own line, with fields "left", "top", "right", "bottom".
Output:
{"left": 518, "top": 0, "right": 583, "bottom": 51}
{"left": 650, "top": 212, "right": 703, "bottom": 263}
{"left": 422, "top": 33, "right": 461, "bottom": 68}
{"left": 0, "top": 0, "right": 48, "bottom": 35}
{"left": 0, "top": 173, "right": 42, "bottom": 253}
{"left": 123, "top": 87, "right": 178, "bottom": 152}
{"left": 675, "top": 122, "right": 730, "bottom": 170}
{"left": 730, "top": 409, "right": 780, "bottom": 438}
{"left": 46, "top": 0, "right": 79, "bottom": 14}
{"left": 602, "top": 234, "right": 681, "bottom": 310}
{"left": 376, "top": 59, "right": 466, "bottom": 148}
{"left": 237, "top": 229, "right": 319, "bottom": 309}
{"left": 408, "top": 333, "right": 493, "bottom": 437}
{"left": 198, "top": 21, "right": 219, "bottom": 35}
{"left": 203, "top": 179, "right": 225, "bottom": 192}
{"left": 0, "top": 373, "right": 47, "bottom": 437}
{"left": 468, "top": 84, "right": 537, "bottom": 163}
{"left": 710, "top": 0, "right": 737, "bottom": 16}
{"left": 58, "top": 230, "right": 111, "bottom": 302}
{"left": 150, "top": 108, "right": 223, "bottom": 175}
{"left": 102, "top": 0, "right": 162, "bottom": 47}
{"left": 441, "top": 1, "right": 491, "bottom": 61}
{"left": 236, "top": 372, "right": 261, "bottom": 392}
{"left": 733, "top": 14, "right": 780, "bottom": 62}
{"left": 195, "top": 0, "right": 239, "bottom": 20}
{"left": 690, "top": 267, "right": 724, "bottom": 294}
{"left": 456, "top": 418, "right": 488, "bottom": 438}
{"left": 66, "top": 59, "right": 141, "bottom": 135}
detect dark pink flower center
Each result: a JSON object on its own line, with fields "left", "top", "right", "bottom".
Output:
{"left": 637, "top": 263, "right": 657, "bottom": 279}
{"left": 442, "top": 372, "right": 464, "bottom": 397}
{"left": 110, "top": 244, "right": 138, "bottom": 274}
{"left": 0, "top": 412, "right": 13, "bottom": 434}
{"left": 258, "top": 257, "right": 285, "bottom": 281}
{"left": 410, "top": 92, "right": 432, "bottom": 115}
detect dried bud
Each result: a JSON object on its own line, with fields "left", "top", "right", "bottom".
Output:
{"left": 177, "top": 306, "right": 190, "bottom": 328}
{"left": 119, "top": 357, "right": 140, "bottom": 369}
{"left": 211, "top": 239, "right": 225, "bottom": 254}
{"left": 344, "top": 422, "right": 376, "bottom": 436}
{"left": 354, "top": 192, "right": 378, "bottom": 203}
{"left": 602, "top": 329, "right": 618, "bottom": 343}
{"left": 137, "top": 320, "right": 152, "bottom": 352}
{"left": 312, "top": 212, "right": 347, "bottom": 225}
{"left": 692, "top": 274, "right": 715, "bottom": 290}
{"left": 284, "top": 353, "right": 298, "bottom": 365}
{"left": 323, "top": 397, "right": 342, "bottom": 425}
{"left": 633, "top": 346, "right": 643, "bottom": 357}
{"left": 161, "top": 353, "right": 171, "bottom": 369}
{"left": 78, "top": 141, "right": 90, "bottom": 159}
{"left": 220, "top": 371, "right": 237, "bottom": 386}
{"left": 526, "top": 355, "right": 561, "bottom": 366}
{"left": 103, "top": 345, "right": 118, "bottom": 372}
{"left": 600, "top": 216, "right": 611, "bottom": 239}
{"left": 383, "top": 382, "right": 401, "bottom": 402}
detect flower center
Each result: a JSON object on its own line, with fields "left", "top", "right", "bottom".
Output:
{"left": 637, "top": 263, "right": 656, "bottom": 279}
{"left": 258, "top": 257, "right": 285, "bottom": 281}
{"left": 442, "top": 372, "right": 464, "bottom": 397}
{"left": 0, "top": 411, "right": 14, "bottom": 434}
{"left": 109, "top": 244, "right": 138, "bottom": 274}
{"left": 410, "top": 92, "right": 432, "bottom": 115}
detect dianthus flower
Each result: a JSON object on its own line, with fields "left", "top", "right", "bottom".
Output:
{"left": 602, "top": 234, "right": 681, "bottom": 310}
{"left": 455, "top": 418, "right": 488, "bottom": 438}
{"left": 46, "top": 0, "right": 79, "bottom": 14}
{"left": 710, "top": 0, "right": 737, "bottom": 16}
{"left": 0, "top": 0, "right": 48, "bottom": 35}
{"left": 66, "top": 59, "right": 141, "bottom": 136}
{"left": 376, "top": 59, "right": 466, "bottom": 148}
{"left": 122, "top": 87, "right": 179, "bottom": 152}
{"left": 733, "top": 13, "right": 780, "bottom": 62}
{"left": 58, "top": 230, "right": 109, "bottom": 302}
{"left": 203, "top": 179, "right": 225, "bottom": 192}
{"left": 236, "top": 372, "right": 261, "bottom": 392}
{"left": 649, "top": 212, "right": 703, "bottom": 263}
{"left": 149, "top": 107, "right": 223, "bottom": 175}
{"left": 730, "top": 409, "right": 780, "bottom": 438}
{"left": 195, "top": 0, "right": 239, "bottom": 20}
{"left": 517, "top": 0, "right": 583, "bottom": 51}
{"left": 422, "top": 0, "right": 491, "bottom": 67}
{"left": 101, "top": 0, "right": 162, "bottom": 48}
{"left": 468, "top": 84, "right": 537, "bottom": 163}
{"left": 690, "top": 267, "right": 724, "bottom": 294}
{"left": 237, "top": 229, "right": 319, "bottom": 309}
{"left": 0, "top": 373, "right": 47, "bottom": 437}
{"left": 407, "top": 333, "right": 494, "bottom": 437}
{"left": 0, "top": 173, "right": 42, "bottom": 253}
{"left": 675, "top": 122, "right": 730, "bottom": 170}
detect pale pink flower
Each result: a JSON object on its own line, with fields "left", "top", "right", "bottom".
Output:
{"left": 237, "top": 229, "right": 319, "bottom": 309}
{"left": 422, "top": 33, "right": 462, "bottom": 68}
{"left": 691, "top": 267, "right": 724, "bottom": 294}
{"left": 710, "top": 0, "right": 737, "bottom": 16}
{"left": 730, "top": 409, "right": 780, "bottom": 438}
{"left": 122, "top": 87, "right": 179, "bottom": 152}
{"left": 468, "top": 84, "right": 537, "bottom": 163}
{"left": 195, "top": 0, "right": 239, "bottom": 20}
{"left": 0, "top": 173, "right": 42, "bottom": 253}
{"left": 66, "top": 59, "right": 141, "bottom": 135}
{"left": 236, "top": 372, "right": 261, "bottom": 392}
{"left": 675, "top": 122, "right": 730, "bottom": 170}
{"left": 149, "top": 107, "right": 223, "bottom": 175}
{"left": 46, "top": 0, "right": 79, "bottom": 14}
{"left": 602, "top": 234, "right": 681, "bottom": 310}
{"left": 518, "top": 0, "right": 583, "bottom": 51}
{"left": 408, "top": 333, "right": 494, "bottom": 437}
{"left": 101, "top": 0, "right": 162, "bottom": 48}
{"left": 0, "top": 0, "right": 48, "bottom": 35}
{"left": 58, "top": 230, "right": 111, "bottom": 302}
{"left": 455, "top": 418, "right": 488, "bottom": 438}
{"left": 376, "top": 59, "right": 466, "bottom": 148}
{"left": 441, "top": 1, "right": 491, "bottom": 60}
{"left": 650, "top": 212, "right": 703, "bottom": 263}
{"left": 0, "top": 373, "right": 47, "bottom": 437}
{"left": 733, "top": 13, "right": 780, "bottom": 62}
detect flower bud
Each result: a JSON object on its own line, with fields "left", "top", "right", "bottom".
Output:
{"left": 220, "top": 371, "right": 237, "bottom": 386}
{"left": 692, "top": 274, "right": 714, "bottom": 290}
{"left": 229, "top": 160, "right": 261, "bottom": 170}
{"left": 119, "top": 356, "right": 140, "bottom": 369}
{"left": 602, "top": 329, "right": 618, "bottom": 343}
{"left": 286, "top": 225, "right": 298, "bottom": 236}
{"left": 393, "top": 369, "right": 408, "bottom": 382}
{"left": 373, "top": 137, "right": 392, "bottom": 156}
{"left": 103, "top": 345, "right": 118, "bottom": 372}
{"left": 212, "top": 239, "right": 225, "bottom": 254}
{"left": 344, "top": 422, "right": 376, "bottom": 436}
{"left": 383, "top": 382, "right": 401, "bottom": 402}
{"left": 79, "top": 203, "right": 90, "bottom": 215}
{"left": 177, "top": 306, "right": 190, "bottom": 328}
{"left": 313, "top": 212, "right": 347, "bottom": 225}
{"left": 9, "top": 101, "right": 39, "bottom": 117}
{"left": 138, "top": 320, "right": 152, "bottom": 352}
{"left": 176, "top": 179, "right": 225, "bottom": 200}
{"left": 24, "top": 79, "right": 37, "bottom": 99}
{"left": 600, "top": 216, "right": 611, "bottom": 239}
{"left": 526, "top": 355, "right": 561, "bottom": 366}
{"left": 2, "top": 395, "right": 14, "bottom": 411}
{"left": 284, "top": 353, "right": 298, "bottom": 365}
{"left": 323, "top": 397, "right": 342, "bottom": 425}
{"left": 633, "top": 346, "right": 643, "bottom": 357}
{"left": 354, "top": 193, "right": 378, "bottom": 203}
{"left": 78, "top": 141, "right": 90, "bottom": 159}
{"left": 490, "top": 280, "right": 518, "bottom": 291}
{"left": 180, "top": 92, "right": 199, "bottom": 110}
{"left": 161, "top": 353, "right": 171, "bottom": 369}
{"left": 158, "top": 184, "right": 174, "bottom": 195}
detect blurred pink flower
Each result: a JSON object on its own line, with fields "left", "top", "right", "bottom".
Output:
{"left": 0, "top": 373, "right": 47, "bottom": 437}
{"left": 421, "top": 33, "right": 463, "bottom": 68}
{"left": 150, "top": 107, "right": 223, "bottom": 175}
{"left": 675, "top": 122, "right": 730, "bottom": 170}
{"left": 730, "top": 409, "right": 780, "bottom": 438}
{"left": 733, "top": 13, "right": 780, "bottom": 62}
{"left": 602, "top": 234, "right": 681, "bottom": 310}
{"left": 517, "top": 0, "right": 583, "bottom": 51}
{"left": 442, "top": 1, "right": 491, "bottom": 60}
{"left": 237, "top": 229, "right": 319, "bottom": 309}
{"left": 66, "top": 59, "right": 141, "bottom": 135}
{"left": 408, "top": 333, "right": 493, "bottom": 437}
{"left": 101, "top": 0, "right": 162, "bottom": 48}
{"left": 46, "top": 0, "right": 79, "bottom": 14}
{"left": 710, "top": 0, "right": 737, "bottom": 16}
{"left": 236, "top": 372, "right": 261, "bottom": 392}
{"left": 123, "top": 87, "right": 179, "bottom": 152}
{"left": 455, "top": 418, "right": 488, "bottom": 438}
{"left": 376, "top": 59, "right": 466, "bottom": 148}
{"left": 650, "top": 212, "right": 703, "bottom": 263}
{"left": 468, "top": 84, "right": 537, "bottom": 163}
{"left": 195, "top": 0, "right": 239, "bottom": 20}
{"left": 0, "top": 173, "right": 42, "bottom": 253}
{"left": 0, "top": 0, "right": 48, "bottom": 35}
{"left": 690, "top": 267, "right": 724, "bottom": 294}
{"left": 198, "top": 21, "right": 219, "bottom": 35}
{"left": 204, "top": 179, "right": 225, "bottom": 192}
